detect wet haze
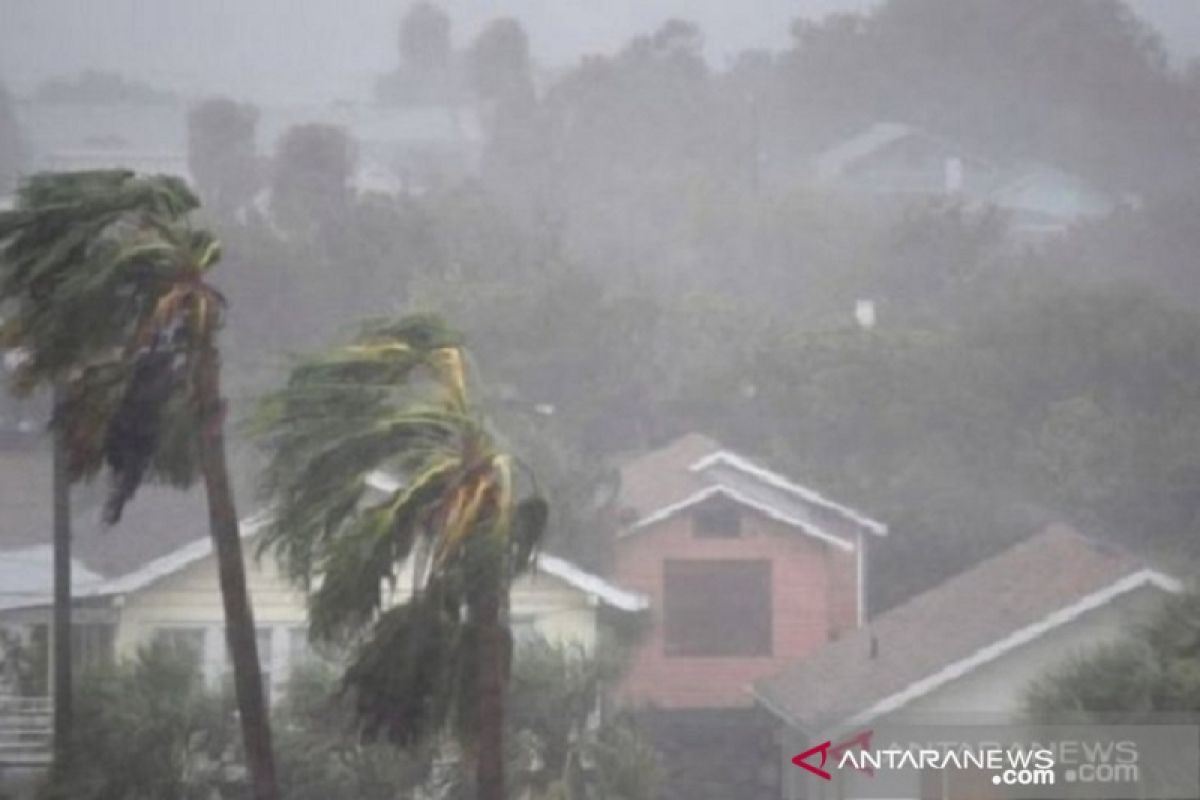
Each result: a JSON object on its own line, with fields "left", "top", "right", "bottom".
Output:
{"left": 4, "top": 0, "right": 1196, "bottom": 102}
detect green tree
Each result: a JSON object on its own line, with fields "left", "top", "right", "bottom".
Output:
{"left": 1025, "top": 589, "right": 1200, "bottom": 718}
{"left": 255, "top": 313, "right": 548, "bottom": 800}
{"left": 270, "top": 124, "right": 355, "bottom": 236}
{"left": 274, "top": 663, "right": 436, "bottom": 800}
{"left": 0, "top": 170, "right": 279, "bottom": 800}
{"left": 784, "top": 0, "right": 1190, "bottom": 190}
{"left": 42, "top": 640, "right": 241, "bottom": 800}
{"left": 400, "top": 2, "right": 452, "bottom": 72}
{"left": 507, "top": 640, "right": 660, "bottom": 800}
{"left": 187, "top": 97, "right": 261, "bottom": 217}
{"left": 469, "top": 18, "right": 534, "bottom": 104}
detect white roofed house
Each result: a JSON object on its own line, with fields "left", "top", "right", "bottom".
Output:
{"left": 811, "top": 122, "right": 1123, "bottom": 239}
{"left": 0, "top": 445, "right": 646, "bottom": 730}
{"left": 812, "top": 122, "right": 1002, "bottom": 199}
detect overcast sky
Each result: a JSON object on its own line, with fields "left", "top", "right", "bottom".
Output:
{"left": 1, "top": 0, "right": 1197, "bottom": 104}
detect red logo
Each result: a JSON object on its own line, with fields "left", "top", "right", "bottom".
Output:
{"left": 792, "top": 730, "right": 874, "bottom": 781}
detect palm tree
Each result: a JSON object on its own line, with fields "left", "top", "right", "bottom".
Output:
{"left": 255, "top": 314, "right": 547, "bottom": 800}
{"left": 0, "top": 169, "right": 191, "bottom": 771}
{"left": 0, "top": 170, "right": 279, "bottom": 800}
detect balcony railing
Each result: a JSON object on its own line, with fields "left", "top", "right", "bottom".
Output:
{"left": 0, "top": 696, "right": 52, "bottom": 767}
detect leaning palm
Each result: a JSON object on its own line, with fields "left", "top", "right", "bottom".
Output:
{"left": 0, "top": 170, "right": 279, "bottom": 800}
{"left": 256, "top": 314, "right": 546, "bottom": 800}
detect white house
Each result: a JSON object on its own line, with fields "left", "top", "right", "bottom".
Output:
{"left": 0, "top": 447, "right": 646, "bottom": 704}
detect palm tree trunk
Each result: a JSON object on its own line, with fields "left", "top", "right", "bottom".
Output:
{"left": 51, "top": 385, "right": 72, "bottom": 773}
{"left": 196, "top": 344, "right": 279, "bottom": 800}
{"left": 476, "top": 584, "right": 506, "bottom": 800}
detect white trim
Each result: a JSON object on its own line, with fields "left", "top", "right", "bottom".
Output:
{"left": 627, "top": 485, "right": 855, "bottom": 552}
{"left": 836, "top": 569, "right": 1181, "bottom": 729}
{"left": 67, "top": 476, "right": 645, "bottom": 616}
{"left": 534, "top": 553, "right": 649, "bottom": 613}
{"left": 689, "top": 451, "right": 888, "bottom": 536}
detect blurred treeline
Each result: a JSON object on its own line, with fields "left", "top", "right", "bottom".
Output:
{"left": 6, "top": 0, "right": 1199, "bottom": 611}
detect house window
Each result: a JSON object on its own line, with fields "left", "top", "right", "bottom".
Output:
{"left": 151, "top": 627, "right": 206, "bottom": 666}
{"left": 693, "top": 501, "right": 742, "bottom": 538}
{"left": 287, "top": 626, "right": 312, "bottom": 668}
{"left": 663, "top": 560, "right": 771, "bottom": 657}
{"left": 72, "top": 624, "right": 115, "bottom": 672}
{"left": 510, "top": 613, "right": 540, "bottom": 648}
{"left": 256, "top": 628, "right": 274, "bottom": 702}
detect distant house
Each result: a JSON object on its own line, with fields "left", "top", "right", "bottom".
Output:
{"left": 14, "top": 98, "right": 483, "bottom": 198}
{"left": 989, "top": 163, "right": 1118, "bottom": 238}
{"left": 0, "top": 446, "right": 646, "bottom": 704}
{"left": 753, "top": 526, "right": 1179, "bottom": 799}
{"left": 811, "top": 122, "right": 1119, "bottom": 237}
{"left": 610, "top": 433, "right": 887, "bottom": 710}
{"left": 813, "top": 122, "right": 1000, "bottom": 198}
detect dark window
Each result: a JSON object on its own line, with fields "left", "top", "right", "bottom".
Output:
{"left": 72, "top": 624, "right": 115, "bottom": 672}
{"left": 663, "top": 560, "right": 771, "bottom": 657}
{"left": 693, "top": 502, "right": 742, "bottom": 538}
{"left": 151, "top": 627, "right": 205, "bottom": 663}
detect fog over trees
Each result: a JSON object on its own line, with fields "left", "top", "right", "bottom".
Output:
{"left": 5, "top": 1, "right": 1200, "bottom": 798}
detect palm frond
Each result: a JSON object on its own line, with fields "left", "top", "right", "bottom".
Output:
{"left": 0, "top": 171, "right": 226, "bottom": 519}
{"left": 255, "top": 313, "right": 548, "bottom": 751}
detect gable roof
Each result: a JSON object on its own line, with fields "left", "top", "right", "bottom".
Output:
{"left": 813, "top": 122, "right": 1000, "bottom": 184}
{"left": 616, "top": 433, "right": 886, "bottom": 546}
{"left": 0, "top": 448, "right": 645, "bottom": 615}
{"left": 752, "top": 526, "right": 1179, "bottom": 732}
{"left": 814, "top": 122, "right": 916, "bottom": 180}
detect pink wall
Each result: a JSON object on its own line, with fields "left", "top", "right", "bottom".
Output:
{"left": 613, "top": 507, "right": 859, "bottom": 708}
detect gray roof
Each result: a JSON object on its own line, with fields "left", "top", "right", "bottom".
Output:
{"left": 616, "top": 433, "right": 885, "bottom": 544}
{"left": 753, "top": 526, "right": 1172, "bottom": 731}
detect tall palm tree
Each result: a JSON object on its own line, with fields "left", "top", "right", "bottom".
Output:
{"left": 0, "top": 170, "right": 279, "bottom": 800}
{"left": 0, "top": 169, "right": 191, "bottom": 771}
{"left": 255, "top": 314, "right": 547, "bottom": 800}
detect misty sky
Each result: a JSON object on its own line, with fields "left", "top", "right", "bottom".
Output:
{"left": 1, "top": 0, "right": 1198, "bottom": 104}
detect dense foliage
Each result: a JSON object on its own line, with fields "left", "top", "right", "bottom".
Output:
{"left": 256, "top": 313, "right": 548, "bottom": 800}
{"left": 1025, "top": 589, "right": 1200, "bottom": 717}
{"left": 41, "top": 641, "right": 241, "bottom": 800}
{"left": 37, "top": 638, "right": 658, "bottom": 800}
{"left": 188, "top": 0, "right": 1200, "bottom": 612}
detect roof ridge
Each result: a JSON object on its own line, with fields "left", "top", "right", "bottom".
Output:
{"left": 689, "top": 448, "right": 887, "bottom": 535}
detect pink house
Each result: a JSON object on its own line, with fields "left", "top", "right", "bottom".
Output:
{"left": 611, "top": 434, "right": 887, "bottom": 709}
